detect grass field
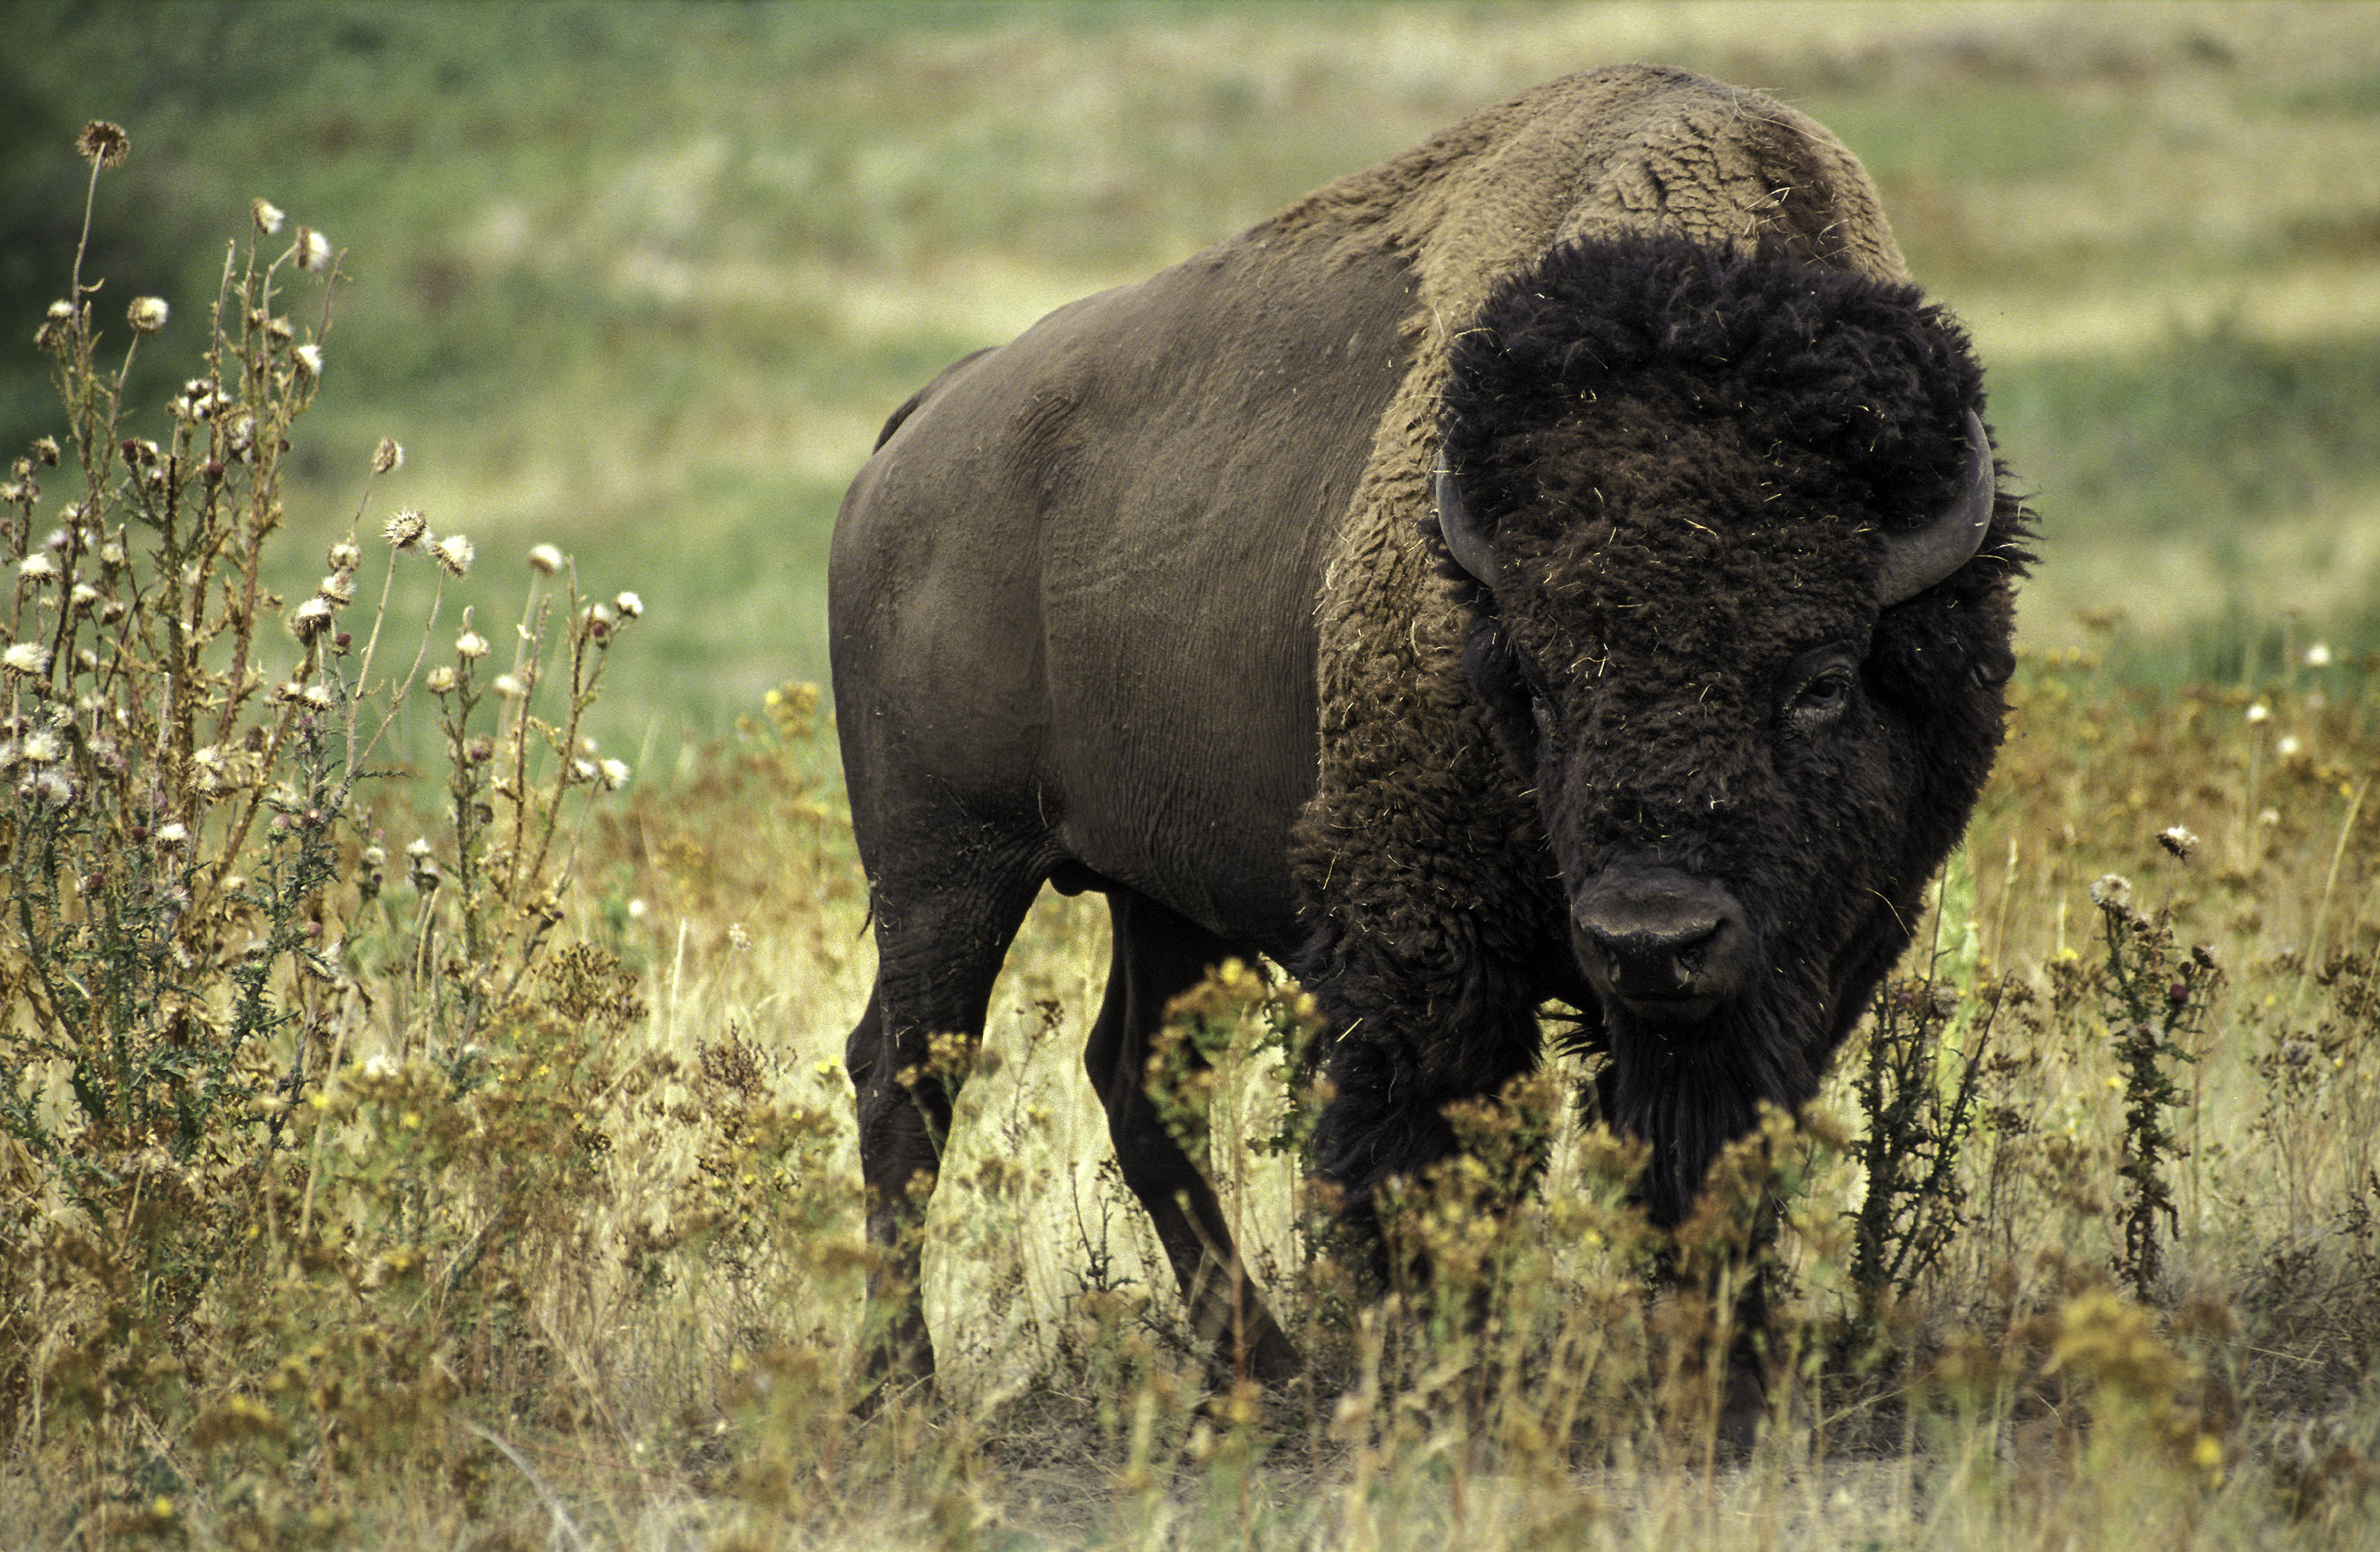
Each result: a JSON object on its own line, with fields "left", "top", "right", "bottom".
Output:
{"left": 5, "top": 3, "right": 2380, "bottom": 1548}
{"left": 10, "top": 1, "right": 2380, "bottom": 735}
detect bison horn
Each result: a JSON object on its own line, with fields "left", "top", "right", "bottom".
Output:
{"left": 1434, "top": 464, "right": 1504, "bottom": 592}
{"left": 1877, "top": 411, "right": 1997, "bottom": 607}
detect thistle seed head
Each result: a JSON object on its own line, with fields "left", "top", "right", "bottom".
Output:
{"left": 291, "top": 596, "right": 336, "bottom": 640}
{"left": 383, "top": 508, "right": 429, "bottom": 550}
{"left": 78, "top": 120, "right": 130, "bottom": 168}
{"left": 2089, "top": 873, "right": 2133, "bottom": 913}
{"left": 19, "top": 767, "right": 73, "bottom": 806}
{"left": 295, "top": 226, "right": 335, "bottom": 274}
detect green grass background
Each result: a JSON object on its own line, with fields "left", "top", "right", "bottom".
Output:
{"left": 8, "top": 0, "right": 2380, "bottom": 751}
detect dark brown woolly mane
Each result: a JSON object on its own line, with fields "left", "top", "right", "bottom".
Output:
{"left": 1357, "top": 235, "right": 2037, "bottom": 1227}
{"left": 1439, "top": 234, "right": 1997, "bottom": 554}
{"left": 1435, "top": 234, "right": 2029, "bottom": 750}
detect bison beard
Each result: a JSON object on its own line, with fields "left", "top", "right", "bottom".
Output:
{"left": 829, "top": 63, "right": 2027, "bottom": 1402}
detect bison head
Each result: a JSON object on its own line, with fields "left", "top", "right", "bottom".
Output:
{"left": 1433, "top": 235, "right": 2024, "bottom": 1225}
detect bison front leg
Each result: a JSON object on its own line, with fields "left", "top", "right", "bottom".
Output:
{"left": 1304, "top": 942, "right": 1550, "bottom": 1300}
{"left": 1291, "top": 689, "right": 1565, "bottom": 1297}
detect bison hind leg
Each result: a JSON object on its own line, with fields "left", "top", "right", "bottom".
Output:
{"left": 1086, "top": 888, "right": 1300, "bottom": 1385}
{"left": 848, "top": 860, "right": 1045, "bottom": 1400}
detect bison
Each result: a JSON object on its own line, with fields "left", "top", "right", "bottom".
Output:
{"left": 829, "top": 63, "right": 2026, "bottom": 1392}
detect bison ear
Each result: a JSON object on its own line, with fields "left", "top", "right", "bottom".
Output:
{"left": 1877, "top": 412, "right": 1995, "bottom": 608}
{"left": 1435, "top": 464, "right": 1505, "bottom": 593}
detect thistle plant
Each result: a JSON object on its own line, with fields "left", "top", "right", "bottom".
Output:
{"left": 1849, "top": 969, "right": 2001, "bottom": 1330}
{"left": 2085, "top": 868, "right": 2220, "bottom": 1302}
{"left": 1, "top": 122, "right": 366, "bottom": 1181}
{"left": 401, "top": 529, "right": 643, "bottom": 1066}
{"left": 0, "top": 122, "right": 651, "bottom": 1517}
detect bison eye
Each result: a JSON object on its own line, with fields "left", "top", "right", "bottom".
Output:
{"left": 1786, "top": 664, "right": 1856, "bottom": 734}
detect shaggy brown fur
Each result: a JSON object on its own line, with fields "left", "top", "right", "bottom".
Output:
{"left": 1306, "top": 230, "right": 2023, "bottom": 1233}
{"left": 1281, "top": 63, "right": 2002, "bottom": 1218}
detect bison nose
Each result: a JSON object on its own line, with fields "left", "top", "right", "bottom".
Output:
{"left": 1572, "top": 871, "right": 1752, "bottom": 1021}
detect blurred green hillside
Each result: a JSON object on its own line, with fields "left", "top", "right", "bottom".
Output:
{"left": 7, "top": 0, "right": 2380, "bottom": 747}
